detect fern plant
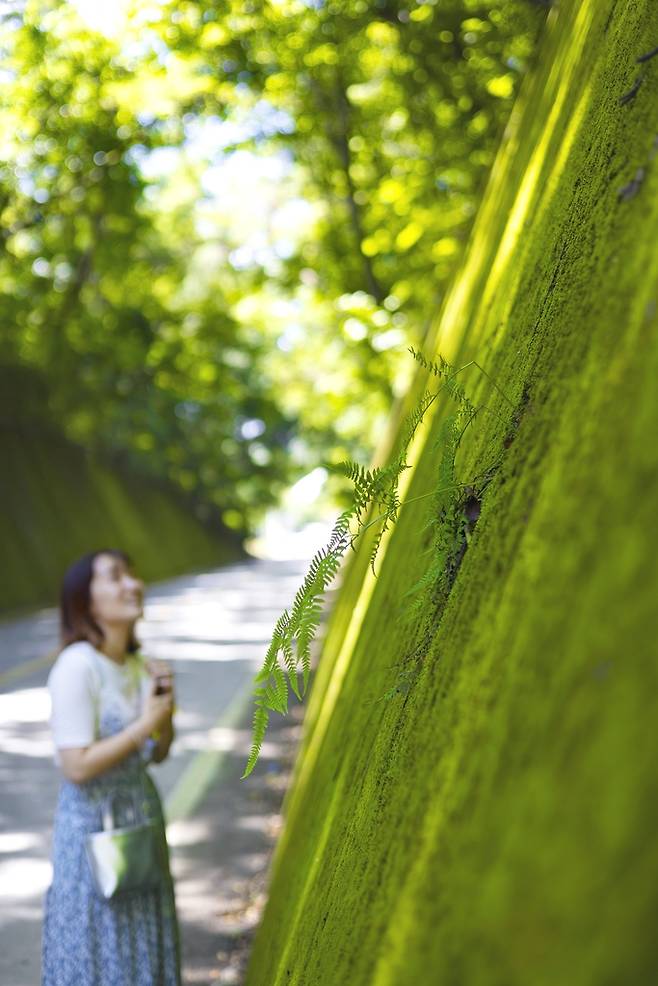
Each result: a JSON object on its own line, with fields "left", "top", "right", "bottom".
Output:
{"left": 378, "top": 358, "right": 513, "bottom": 704}
{"left": 241, "top": 347, "right": 513, "bottom": 778}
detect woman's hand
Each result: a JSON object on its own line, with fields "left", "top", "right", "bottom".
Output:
{"left": 139, "top": 660, "right": 176, "bottom": 762}
{"left": 57, "top": 661, "right": 177, "bottom": 783}
{"left": 58, "top": 686, "right": 172, "bottom": 785}
{"left": 140, "top": 689, "right": 174, "bottom": 735}
{"left": 146, "top": 659, "right": 175, "bottom": 700}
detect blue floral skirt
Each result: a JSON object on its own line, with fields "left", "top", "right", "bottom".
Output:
{"left": 42, "top": 753, "right": 181, "bottom": 986}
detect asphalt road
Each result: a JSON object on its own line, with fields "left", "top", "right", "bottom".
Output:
{"left": 0, "top": 554, "right": 318, "bottom": 986}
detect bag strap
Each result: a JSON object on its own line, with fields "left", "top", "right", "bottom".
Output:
{"left": 100, "top": 777, "right": 151, "bottom": 831}
{"left": 84, "top": 645, "right": 104, "bottom": 740}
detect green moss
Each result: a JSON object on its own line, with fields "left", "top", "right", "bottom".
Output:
{"left": 245, "top": 3, "right": 658, "bottom": 984}
{"left": 0, "top": 424, "right": 245, "bottom": 614}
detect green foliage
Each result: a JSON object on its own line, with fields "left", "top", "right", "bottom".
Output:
{"left": 186, "top": 0, "right": 545, "bottom": 317}
{"left": 0, "top": 3, "right": 301, "bottom": 536}
{"left": 0, "top": 0, "right": 543, "bottom": 541}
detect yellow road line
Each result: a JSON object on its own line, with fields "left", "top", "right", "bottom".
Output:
{"left": 0, "top": 650, "right": 58, "bottom": 689}
{"left": 164, "top": 677, "right": 256, "bottom": 824}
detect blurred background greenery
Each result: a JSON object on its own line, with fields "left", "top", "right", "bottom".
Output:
{"left": 0, "top": 0, "right": 547, "bottom": 603}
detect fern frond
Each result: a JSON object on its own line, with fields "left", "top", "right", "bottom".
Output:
{"left": 335, "top": 459, "right": 382, "bottom": 488}
{"left": 408, "top": 346, "right": 452, "bottom": 383}
{"left": 279, "top": 637, "right": 300, "bottom": 700}
{"left": 299, "top": 637, "right": 314, "bottom": 694}
{"left": 396, "top": 389, "right": 436, "bottom": 459}
{"left": 242, "top": 703, "right": 270, "bottom": 778}
{"left": 257, "top": 679, "right": 285, "bottom": 714}
{"left": 271, "top": 663, "right": 290, "bottom": 712}
{"left": 368, "top": 507, "right": 394, "bottom": 577}
{"left": 255, "top": 609, "right": 291, "bottom": 679}
{"left": 327, "top": 510, "right": 354, "bottom": 552}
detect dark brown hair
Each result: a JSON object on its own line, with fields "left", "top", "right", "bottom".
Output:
{"left": 60, "top": 549, "right": 140, "bottom": 653}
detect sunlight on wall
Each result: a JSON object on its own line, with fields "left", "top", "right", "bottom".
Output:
{"left": 477, "top": 6, "right": 596, "bottom": 327}
{"left": 270, "top": 788, "right": 344, "bottom": 986}
{"left": 434, "top": 3, "right": 595, "bottom": 364}
{"left": 533, "top": 79, "right": 594, "bottom": 229}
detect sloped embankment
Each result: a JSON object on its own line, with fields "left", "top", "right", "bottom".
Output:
{"left": 245, "top": 3, "right": 658, "bottom": 984}
{"left": 0, "top": 421, "right": 244, "bottom": 613}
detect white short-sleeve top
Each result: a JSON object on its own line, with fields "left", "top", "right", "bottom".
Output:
{"left": 47, "top": 640, "right": 152, "bottom": 764}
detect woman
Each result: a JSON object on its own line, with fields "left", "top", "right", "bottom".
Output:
{"left": 42, "top": 548, "right": 181, "bottom": 986}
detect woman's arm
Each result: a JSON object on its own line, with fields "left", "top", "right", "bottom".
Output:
{"left": 151, "top": 715, "right": 174, "bottom": 764}
{"left": 58, "top": 694, "right": 173, "bottom": 784}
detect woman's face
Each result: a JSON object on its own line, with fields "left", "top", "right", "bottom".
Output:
{"left": 89, "top": 553, "right": 144, "bottom": 628}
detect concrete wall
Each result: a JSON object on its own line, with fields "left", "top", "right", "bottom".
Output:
{"left": 244, "top": 3, "right": 658, "bottom": 984}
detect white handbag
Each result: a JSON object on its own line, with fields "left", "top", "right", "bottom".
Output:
{"left": 85, "top": 788, "right": 164, "bottom": 899}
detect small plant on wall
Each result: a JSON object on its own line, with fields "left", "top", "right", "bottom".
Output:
{"left": 241, "top": 347, "right": 514, "bottom": 778}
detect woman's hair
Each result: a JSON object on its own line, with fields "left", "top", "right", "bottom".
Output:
{"left": 60, "top": 548, "right": 140, "bottom": 653}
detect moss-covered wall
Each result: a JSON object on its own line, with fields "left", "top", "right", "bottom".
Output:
{"left": 245, "top": 3, "right": 658, "bottom": 984}
{"left": 0, "top": 422, "right": 245, "bottom": 614}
